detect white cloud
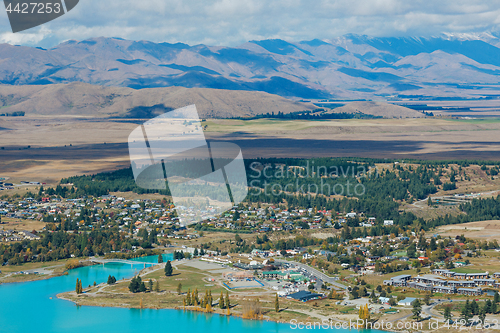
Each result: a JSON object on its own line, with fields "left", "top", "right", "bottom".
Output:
{"left": 0, "top": 25, "right": 51, "bottom": 45}
{"left": 1, "top": 0, "right": 500, "bottom": 47}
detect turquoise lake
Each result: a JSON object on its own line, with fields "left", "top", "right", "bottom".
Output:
{"left": 0, "top": 255, "right": 374, "bottom": 333}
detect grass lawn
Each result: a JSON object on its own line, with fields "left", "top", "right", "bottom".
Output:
{"left": 362, "top": 268, "right": 431, "bottom": 287}
{"left": 451, "top": 267, "right": 486, "bottom": 274}
{"left": 144, "top": 265, "right": 228, "bottom": 295}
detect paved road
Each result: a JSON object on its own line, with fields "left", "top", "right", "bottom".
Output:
{"left": 387, "top": 312, "right": 412, "bottom": 323}
{"left": 275, "top": 259, "right": 348, "bottom": 290}
{"left": 423, "top": 300, "right": 446, "bottom": 319}
{"left": 413, "top": 190, "right": 499, "bottom": 208}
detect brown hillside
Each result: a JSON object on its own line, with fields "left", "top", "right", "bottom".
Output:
{"left": 329, "top": 101, "right": 425, "bottom": 118}
{"left": 0, "top": 82, "right": 316, "bottom": 118}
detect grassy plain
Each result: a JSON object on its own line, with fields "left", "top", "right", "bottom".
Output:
{"left": 2, "top": 116, "right": 500, "bottom": 184}
{"left": 433, "top": 221, "right": 500, "bottom": 242}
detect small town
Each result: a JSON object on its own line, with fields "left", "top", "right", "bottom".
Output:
{"left": 2, "top": 177, "right": 500, "bottom": 332}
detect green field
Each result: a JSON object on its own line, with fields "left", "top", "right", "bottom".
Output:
{"left": 450, "top": 267, "right": 486, "bottom": 274}
{"left": 450, "top": 118, "right": 500, "bottom": 124}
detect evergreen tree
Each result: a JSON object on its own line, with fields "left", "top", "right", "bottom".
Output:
{"left": 407, "top": 243, "right": 417, "bottom": 258}
{"left": 129, "top": 276, "right": 146, "bottom": 293}
{"left": 148, "top": 279, "right": 153, "bottom": 291}
{"left": 164, "top": 260, "right": 173, "bottom": 276}
{"left": 486, "top": 299, "right": 492, "bottom": 313}
{"left": 412, "top": 299, "right": 422, "bottom": 320}
{"left": 177, "top": 283, "right": 182, "bottom": 295}
{"left": 154, "top": 280, "right": 160, "bottom": 292}
{"left": 443, "top": 306, "right": 452, "bottom": 323}
{"left": 158, "top": 254, "right": 163, "bottom": 263}
{"left": 491, "top": 300, "right": 497, "bottom": 314}
{"left": 275, "top": 294, "right": 279, "bottom": 312}
{"left": 471, "top": 300, "right": 479, "bottom": 315}
{"left": 479, "top": 306, "right": 487, "bottom": 327}
{"left": 460, "top": 300, "right": 472, "bottom": 324}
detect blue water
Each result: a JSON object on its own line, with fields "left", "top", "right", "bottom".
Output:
{"left": 0, "top": 255, "right": 291, "bottom": 333}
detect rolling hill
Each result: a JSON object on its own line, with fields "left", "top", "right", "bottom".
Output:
{"left": 330, "top": 101, "right": 425, "bottom": 118}
{"left": 0, "top": 82, "right": 316, "bottom": 118}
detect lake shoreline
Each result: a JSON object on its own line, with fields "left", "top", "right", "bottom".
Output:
{"left": 0, "top": 260, "right": 97, "bottom": 285}
{"left": 56, "top": 290, "right": 303, "bottom": 326}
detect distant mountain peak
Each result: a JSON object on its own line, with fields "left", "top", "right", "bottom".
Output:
{"left": 0, "top": 34, "right": 500, "bottom": 99}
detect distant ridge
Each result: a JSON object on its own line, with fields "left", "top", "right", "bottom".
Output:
{"left": 1, "top": 34, "right": 500, "bottom": 99}
{"left": 329, "top": 101, "right": 425, "bottom": 119}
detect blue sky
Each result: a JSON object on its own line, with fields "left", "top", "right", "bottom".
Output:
{"left": 1, "top": 0, "right": 500, "bottom": 47}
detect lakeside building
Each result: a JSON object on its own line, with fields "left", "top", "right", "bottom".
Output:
{"left": 287, "top": 290, "right": 323, "bottom": 302}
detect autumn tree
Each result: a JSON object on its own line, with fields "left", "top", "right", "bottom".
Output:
{"left": 225, "top": 291, "right": 230, "bottom": 309}
{"left": 186, "top": 288, "right": 192, "bottom": 305}
{"left": 358, "top": 304, "right": 370, "bottom": 327}
{"left": 75, "top": 278, "right": 83, "bottom": 294}
{"left": 219, "top": 291, "right": 225, "bottom": 309}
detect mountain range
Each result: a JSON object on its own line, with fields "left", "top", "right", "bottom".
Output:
{"left": 1, "top": 33, "right": 500, "bottom": 99}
